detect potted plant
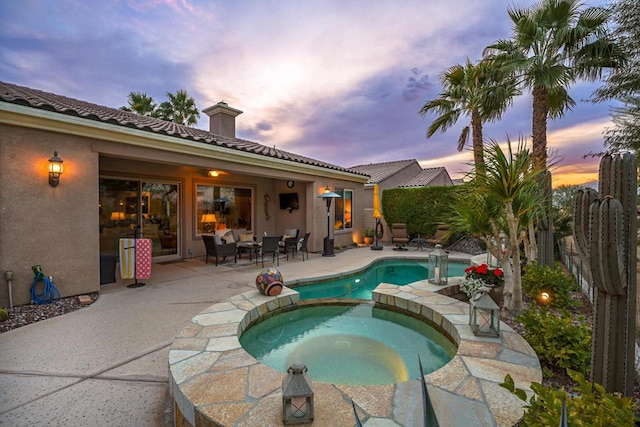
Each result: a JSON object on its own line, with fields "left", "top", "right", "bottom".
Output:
{"left": 363, "top": 227, "right": 374, "bottom": 245}
{"left": 460, "top": 263, "right": 505, "bottom": 305}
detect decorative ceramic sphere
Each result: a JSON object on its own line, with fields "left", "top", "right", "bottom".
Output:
{"left": 255, "top": 267, "right": 284, "bottom": 296}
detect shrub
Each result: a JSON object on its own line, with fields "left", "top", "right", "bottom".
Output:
{"left": 516, "top": 307, "right": 591, "bottom": 375}
{"left": 501, "top": 370, "right": 638, "bottom": 426}
{"left": 459, "top": 277, "right": 487, "bottom": 299}
{"left": 0, "top": 308, "right": 7, "bottom": 322}
{"left": 522, "top": 262, "right": 578, "bottom": 308}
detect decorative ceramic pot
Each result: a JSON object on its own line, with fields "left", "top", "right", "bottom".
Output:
{"left": 256, "top": 267, "right": 284, "bottom": 296}
{"left": 489, "top": 285, "right": 504, "bottom": 306}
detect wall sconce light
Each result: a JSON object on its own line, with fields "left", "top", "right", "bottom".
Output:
{"left": 48, "top": 151, "right": 64, "bottom": 187}
{"left": 282, "top": 362, "right": 314, "bottom": 424}
{"left": 208, "top": 170, "right": 219, "bottom": 177}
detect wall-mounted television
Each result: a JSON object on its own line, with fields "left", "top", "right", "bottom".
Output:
{"left": 279, "top": 192, "right": 299, "bottom": 211}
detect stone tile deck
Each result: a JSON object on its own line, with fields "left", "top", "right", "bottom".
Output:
{"left": 169, "top": 281, "right": 541, "bottom": 426}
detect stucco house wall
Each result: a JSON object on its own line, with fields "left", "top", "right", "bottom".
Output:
{"left": 0, "top": 124, "right": 100, "bottom": 305}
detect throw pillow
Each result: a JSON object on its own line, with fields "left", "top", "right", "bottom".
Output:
{"left": 213, "top": 235, "right": 223, "bottom": 245}
{"left": 239, "top": 233, "right": 254, "bottom": 242}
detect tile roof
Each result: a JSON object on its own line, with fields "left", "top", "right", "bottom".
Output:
{"left": 0, "top": 81, "right": 367, "bottom": 177}
{"left": 399, "top": 167, "right": 449, "bottom": 187}
{"left": 348, "top": 159, "right": 418, "bottom": 184}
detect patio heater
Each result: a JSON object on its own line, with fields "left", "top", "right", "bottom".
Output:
{"left": 319, "top": 186, "right": 340, "bottom": 257}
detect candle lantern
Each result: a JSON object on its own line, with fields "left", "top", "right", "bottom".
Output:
{"left": 282, "top": 362, "right": 314, "bottom": 424}
{"left": 469, "top": 292, "right": 501, "bottom": 337}
{"left": 428, "top": 244, "right": 448, "bottom": 285}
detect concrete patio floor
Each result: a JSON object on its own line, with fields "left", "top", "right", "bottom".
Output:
{"left": 0, "top": 246, "right": 473, "bottom": 426}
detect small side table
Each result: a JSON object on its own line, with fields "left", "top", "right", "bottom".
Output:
{"left": 410, "top": 237, "right": 427, "bottom": 251}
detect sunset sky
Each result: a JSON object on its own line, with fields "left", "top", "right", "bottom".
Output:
{"left": 1, "top": 0, "right": 614, "bottom": 187}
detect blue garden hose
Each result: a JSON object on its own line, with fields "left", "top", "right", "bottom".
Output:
{"left": 30, "top": 265, "right": 61, "bottom": 304}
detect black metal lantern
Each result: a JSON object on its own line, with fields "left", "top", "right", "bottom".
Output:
{"left": 428, "top": 244, "right": 448, "bottom": 285}
{"left": 282, "top": 362, "right": 314, "bottom": 424}
{"left": 469, "top": 292, "right": 501, "bottom": 337}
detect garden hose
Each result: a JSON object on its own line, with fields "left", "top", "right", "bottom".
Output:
{"left": 30, "top": 265, "right": 61, "bottom": 305}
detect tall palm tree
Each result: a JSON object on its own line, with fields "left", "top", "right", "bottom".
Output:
{"left": 120, "top": 92, "right": 157, "bottom": 116}
{"left": 419, "top": 58, "right": 518, "bottom": 173}
{"left": 156, "top": 90, "right": 200, "bottom": 126}
{"left": 484, "top": 0, "right": 624, "bottom": 171}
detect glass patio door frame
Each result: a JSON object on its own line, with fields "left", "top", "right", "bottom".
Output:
{"left": 99, "top": 176, "right": 181, "bottom": 262}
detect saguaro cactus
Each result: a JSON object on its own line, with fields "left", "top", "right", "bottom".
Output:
{"left": 572, "top": 152, "right": 637, "bottom": 396}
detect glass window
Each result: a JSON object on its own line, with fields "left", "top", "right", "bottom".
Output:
{"left": 196, "top": 184, "right": 253, "bottom": 235}
{"left": 334, "top": 189, "right": 353, "bottom": 231}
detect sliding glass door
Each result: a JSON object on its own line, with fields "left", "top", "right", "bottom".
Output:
{"left": 99, "top": 178, "right": 180, "bottom": 259}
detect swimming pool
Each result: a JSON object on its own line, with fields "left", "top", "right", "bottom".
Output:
{"left": 294, "top": 258, "right": 468, "bottom": 300}
{"left": 239, "top": 303, "right": 455, "bottom": 385}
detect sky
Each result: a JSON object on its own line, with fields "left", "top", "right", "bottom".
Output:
{"left": 0, "top": 0, "right": 615, "bottom": 187}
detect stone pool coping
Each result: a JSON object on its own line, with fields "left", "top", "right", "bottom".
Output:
{"left": 169, "top": 280, "right": 542, "bottom": 426}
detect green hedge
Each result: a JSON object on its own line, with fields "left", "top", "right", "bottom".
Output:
{"left": 381, "top": 186, "right": 459, "bottom": 238}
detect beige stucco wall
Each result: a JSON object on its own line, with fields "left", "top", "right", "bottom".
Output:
{"left": 0, "top": 124, "right": 99, "bottom": 306}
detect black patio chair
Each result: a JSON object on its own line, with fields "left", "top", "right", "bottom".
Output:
{"left": 260, "top": 235, "right": 282, "bottom": 267}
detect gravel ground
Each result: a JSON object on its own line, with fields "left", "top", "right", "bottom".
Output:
{"left": 0, "top": 293, "right": 97, "bottom": 333}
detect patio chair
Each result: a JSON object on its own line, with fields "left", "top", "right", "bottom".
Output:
{"left": 202, "top": 235, "right": 237, "bottom": 266}
{"left": 426, "top": 224, "right": 451, "bottom": 245}
{"left": 260, "top": 235, "right": 282, "bottom": 267}
{"left": 297, "top": 232, "right": 311, "bottom": 261}
{"left": 391, "top": 223, "right": 409, "bottom": 251}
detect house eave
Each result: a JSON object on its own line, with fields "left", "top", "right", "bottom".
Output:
{"left": 0, "top": 102, "right": 367, "bottom": 182}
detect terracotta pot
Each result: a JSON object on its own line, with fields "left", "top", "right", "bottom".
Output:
{"left": 489, "top": 285, "right": 504, "bottom": 306}
{"left": 363, "top": 236, "right": 373, "bottom": 245}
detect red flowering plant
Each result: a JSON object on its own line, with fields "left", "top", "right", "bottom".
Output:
{"left": 464, "top": 263, "right": 504, "bottom": 287}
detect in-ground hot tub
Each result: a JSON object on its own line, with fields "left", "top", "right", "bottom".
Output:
{"left": 239, "top": 302, "right": 456, "bottom": 385}
{"left": 169, "top": 283, "right": 542, "bottom": 426}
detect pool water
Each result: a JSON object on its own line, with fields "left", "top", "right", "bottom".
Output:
{"left": 295, "top": 258, "right": 468, "bottom": 300}
{"left": 240, "top": 304, "right": 455, "bottom": 385}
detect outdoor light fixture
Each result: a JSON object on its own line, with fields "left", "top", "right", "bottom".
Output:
{"left": 48, "top": 151, "right": 64, "bottom": 187}
{"left": 207, "top": 170, "right": 219, "bottom": 177}
{"left": 201, "top": 213, "right": 217, "bottom": 233}
{"left": 537, "top": 291, "right": 551, "bottom": 305}
{"left": 318, "top": 186, "right": 340, "bottom": 257}
{"left": 282, "top": 362, "right": 314, "bottom": 425}
{"left": 428, "top": 244, "right": 449, "bottom": 285}
{"left": 469, "top": 292, "right": 501, "bottom": 337}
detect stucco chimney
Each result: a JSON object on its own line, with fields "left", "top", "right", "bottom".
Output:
{"left": 203, "top": 101, "right": 243, "bottom": 138}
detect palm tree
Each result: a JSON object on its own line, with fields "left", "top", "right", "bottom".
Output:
{"left": 419, "top": 58, "right": 518, "bottom": 173}
{"left": 120, "top": 92, "right": 157, "bottom": 116}
{"left": 453, "top": 138, "right": 544, "bottom": 312}
{"left": 484, "top": 0, "right": 624, "bottom": 171}
{"left": 156, "top": 90, "right": 199, "bottom": 126}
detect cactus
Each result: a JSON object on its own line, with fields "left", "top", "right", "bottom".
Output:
{"left": 0, "top": 308, "right": 8, "bottom": 322}
{"left": 572, "top": 152, "right": 637, "bottom": 396}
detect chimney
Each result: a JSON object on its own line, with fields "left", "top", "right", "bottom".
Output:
{"left": 203, "top": 101, "right": 243, "bottom": 138}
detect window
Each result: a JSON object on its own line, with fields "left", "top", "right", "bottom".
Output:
{"left": 195, "top": 184, "right": 253, "bottom": 235}
{"left": 334, "top": 189, "right": 353, "bottom": 231}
